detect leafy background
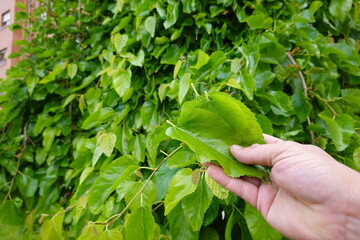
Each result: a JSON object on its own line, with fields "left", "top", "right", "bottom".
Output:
{"left": 0, "top": 0, "right": 359, "bottom": 239}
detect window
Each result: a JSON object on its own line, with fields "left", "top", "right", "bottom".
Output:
{"left": 0, "top": 48, "right": 7, "bottom": 66}
{"left": 1, "top": 11, "right": 10, "bottom": 28}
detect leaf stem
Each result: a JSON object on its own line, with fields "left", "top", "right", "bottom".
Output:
{"left": 90, "top": 145, "right": 183, "bottom": 226}
{"left": 286, "top": 52, "right": 315, "bottom": 144}
{"left": 39, "top": 204, "right": 75, "bottom": 223}
{"left": 191, "top": 83, "right": 200, "bottom": 97}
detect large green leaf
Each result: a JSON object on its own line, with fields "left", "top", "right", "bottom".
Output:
{"left": 168, "top": 204, "right": 199, "bottom": 240}
{"left": 181, "top": 177, "right": 213, "bottom": 231}
{"left": 124, "top": 206, "right": 155, "bottom": 240}
{"left": 124, "top": 180, "right": 156, "bottom": 211}
{"left": 166, "top": 92, "right": 267, "bottom": 178}
{"left": 164, "top": 168, "right": 197, "bottom": 215}
{"left": 40, "top": 212, "right": 64, "bottom": 240}
{"left": 88, "top": 156, "right": 138, "bottom": 214}
{"left": 329, "top": 0, "right": 353, "bottom": 22}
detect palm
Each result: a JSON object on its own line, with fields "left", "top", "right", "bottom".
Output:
{"left": 207, "top": 137, "right": 360, "bottom": 240}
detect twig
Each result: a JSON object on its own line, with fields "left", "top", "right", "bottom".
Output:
{"left": 39, "top": 204, "right": 76, "bottom": 223}
{"left": 3, "top": 122, "right": 30, "bottom": 202}
{"left": 286, "top": 52, "right": 315, "bottom": 144}
{"left": 152, "top": 202, "right": 164, "bottom": 213}
{"left": 90, "top": 145, "right": 183, "bottom": 226}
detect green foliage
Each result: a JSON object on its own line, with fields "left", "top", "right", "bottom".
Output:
{"left": 0, "top": 0, "right": 359, "bottom": 239}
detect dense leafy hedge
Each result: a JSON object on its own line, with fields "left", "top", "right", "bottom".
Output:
{"left": 0, "top": 0, "right": 359, "bottom": 239}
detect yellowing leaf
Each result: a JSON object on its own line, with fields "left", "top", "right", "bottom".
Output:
{"left": 205, "top": 172, "right": 229, "bottom": 200}
{"left": 113, "top": 68, "right": 131, "bottom": 98}
{"left": 67, "top": 63, "right": 78, "bottom": 79}
{"left": 191, "top": 168, "right": 201, "bottom": 185}
{"left": 145, "top": 16, "right": 156, "bottom": 38}
{"left": 113, "top": 33, "right": 128, "bottom": 53}
{"left": 99, "top": 132, "right": 117, "bottom": 157}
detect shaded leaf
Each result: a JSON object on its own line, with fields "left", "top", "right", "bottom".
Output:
{"left": 182, "top": 178, "right": 213, "bottom": 231}
{"left": 245, "top": 203, "right": 282, "bottom": 240}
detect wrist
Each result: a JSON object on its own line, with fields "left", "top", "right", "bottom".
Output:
{"left": 344, "top": 169, "right": 360, "bottom": 240}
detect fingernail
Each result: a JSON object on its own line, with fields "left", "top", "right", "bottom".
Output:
{"left": 231, "top": 145, "right": 243, "bottom": 151}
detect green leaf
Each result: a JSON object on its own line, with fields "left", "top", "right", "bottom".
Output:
{"left": 15, "top": 168, "right": 38, "bottom": 198}
{"left": 246, "top": 14, "right": 273, "bottom": 29}
{"left": 145, "top": 126, "right": 167, "bottom": 166}
{"left": 144, "top": 16, "right": 156, "bottom": 38}
{"left": 124, "top": 180, "right": 156, "bottom": 211}
{"left": 238, "top": 68, "right": 255, "bottom": 100}
{"left": 265, "top": 91, "right": 294, "bottom": 117}
{"left": 182, "top": 178, "right": 213, "bottom": 231}
{"left": 62, "top": 94, "right": 77, "bottom": 108}
{"left": 245, "top": 203, "right": 282, "bottom": 240}
{"left": 67, "top": 63, "right": 78, "bottom": 79}
{"left": 341, "top": 89, "right": 360, "bottom": 110}
{"left": 81, "top": 108, "right": 114, "bottom": 130}
{"left": 40, "top": 212, "right": 64, "bottom": 240}
{"left": 153, "top": 165, "right": 179, "bottom": 202}
{"left": 88, "top": 156, "right": 138, "bottom": 214}
{"left": 194, "top": 50, "right": 210, "bottom": 69}
{"left": 168, "top": 204, "right": 199, "bottom": 240}
{"left": 99, "top": 132, "right": 117, "bottom": 157}
{"left": 113, "top": 33, "right": 129, "bottom": 53}
{"left": 204, "top": 172, "right": 229, "bottom": 200}
{"left": 178, "top": 72, "right": 191, "bottom": 104}
{"left": 255, "top": 71, "right": 276, "bottom": 89}
{"left": 225, "top": 209, "right": 241, "bottom": 240}
{"left": 39, "top": 62, "right": 67, "bottom": 84}
{"left": 164, "top": 168, "right": 197, "bottom": 215}
{"left": 0, "top": 201, "right": 25, "bottom": 226}
{"left": 133, "top": 134, "right": 145, "bottom": 162}
{"left": 164, "top": 2, "right": 179, "bottom": 29}
{"left": 121, "top": 50, "right": 145, "bottom": 67}
{"left": 193, "top": 51, "right": 226, "bottom": 82}
{"left": 161, "top": 44, "right": 186, "bottom": 65}
{"left": 318, "top": 111, "right": 354, "bottom": 151}
{"left": 124, "top": 206, "right": 155, "bottom": 240}
{"left": 173, "top": 60, "right": 183, "bottom": 80}
{"left": 113, "top": 68, "right": 132, "bottom": 98}
{"left": 353, "top": 147, "right": 360, "bottom": 171}
{"left": 167, "top": 147, "right": 196, "bottom": 169}
{"left": 43, "top": 128, "right": 59, "bottom": 152}
{"left": 99, "top": 229, "right": 123, "bottom": 240}
{"left": 166, "top": 92, "right": 267, "bottom": 178}
{"left": 291, "top": 95, "right": 312, "bottom": 123}
{"left": 329, "top": 0, "right": 353, "bottom": 22}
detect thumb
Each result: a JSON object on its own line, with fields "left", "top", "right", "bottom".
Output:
{"left": 230, "top": 141, "right": 302, "bottom": 167}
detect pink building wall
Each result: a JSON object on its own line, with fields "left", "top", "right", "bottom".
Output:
{"left": 0, "top": 0, "right": 29, "bottom": 80}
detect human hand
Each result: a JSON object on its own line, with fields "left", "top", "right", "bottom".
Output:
{"left": 207, "top": 135, "right": 360, "bottom": 240}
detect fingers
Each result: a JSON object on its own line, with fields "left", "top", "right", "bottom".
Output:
{"left": 263, "top": 134, "right": 283, "bottom": 144}
{"left": 207, "top": 164, "right": 259, "bottom": 207}
{"left": 230, "top": 141, "right": 300, "bottom": 167}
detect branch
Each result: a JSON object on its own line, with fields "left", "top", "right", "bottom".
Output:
{"left": 286, "top": 52, "right": 315, "bottom": 144}
{"left": 90, "top": 145, "right": 183, "bottom": 226}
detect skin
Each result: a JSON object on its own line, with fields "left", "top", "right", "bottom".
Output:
{"left": 207, "top": 135, "right": 360, "bottom": 240}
